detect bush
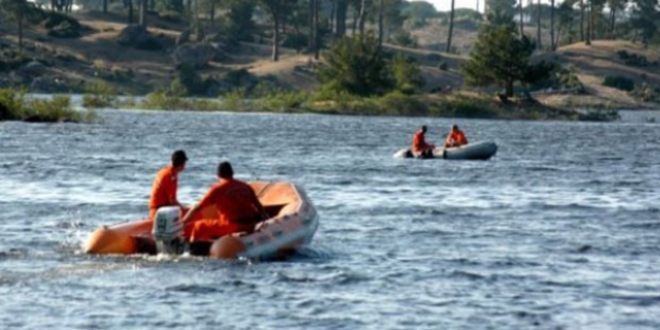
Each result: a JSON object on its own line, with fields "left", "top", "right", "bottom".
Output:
{"left": 82, "top": 80, "right": 116, "bottom": 108}
{"left": 0, "top": 89, "right": 96, "bottom": 123}
{"left": 629, "top": 82, "right": 660, "bottom": 102}
{"left": 531, "top": 66, "right": 584, "bottom": 92}
{"left": 390, "top": 55, "right": 425, "bottom": 94}
{"left": 438, "top": 61, "right": 449, "bottom": 71}
{"left": 617, "top": 50, "right": 653, "bottom": 67}
{"left": 317, "top": 33, "right": 393, "bottom": 96}
{"left": 171, "top": 64, "right": 205, "bottom": 96}
{"left": 603, "top": 75, "right": 635, "bottom": 91}
{"left": 282, "top": 33, "right": 308, "bottom": 53}
{"left": 255, "top": 91, "right": 308, "bottom": 112}
{"left": 159, "top": 10, "right": 183, "bottom": 23}
{"left": 378, "top": 92, "right": 428, "bottom": 116}
{"left": 390, "top": 30, "right": 418, "bottom": 48}
{"left": 221, "top": 89, "right": 248, "bottom": 111}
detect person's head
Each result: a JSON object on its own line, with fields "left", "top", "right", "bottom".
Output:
{"left": 420, "top": 125, "right": 427, "bottom": 133}
{"left": 217, "top": 161, "right": 234, "bottom": 179}
{"left": 452, "top": 124, "right": 459, "bottom": 131}
{"left": 171, "top": 150, "right": 188, "bottom": 171}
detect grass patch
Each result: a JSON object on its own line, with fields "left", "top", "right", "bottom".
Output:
{"left": 0, "top": 88, "right": 96, "bottom": 123}
{"left": 82, "top": 80, "right": 116, "bottom": 108}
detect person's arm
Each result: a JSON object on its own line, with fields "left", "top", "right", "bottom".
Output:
{"left": 180, "top": 186, "right": 215, "bottom": 224}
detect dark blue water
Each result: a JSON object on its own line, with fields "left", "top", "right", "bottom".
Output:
{"left": 1, "top": 109, "right": 659, "bottom": 329}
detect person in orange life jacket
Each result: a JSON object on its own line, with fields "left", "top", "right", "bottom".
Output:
{"left": 149, "top": 150, "right": 187, "bottom": 221}
{"left": 445, "top": 124, "right": 468, "bottom": 148}
{"left": 412, "top": 125, "right": 435, "bottom": 157}
{"left": 180, "top": 162, "right": 267, "bottom": 242}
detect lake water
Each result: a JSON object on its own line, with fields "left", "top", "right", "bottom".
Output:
{"left": 1, "top": 110, "right": 659, "bottom": 329}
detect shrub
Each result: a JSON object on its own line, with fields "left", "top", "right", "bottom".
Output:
{"left": 438, "top": 61, "right": 449, "bottom": 71}
{"left": 159, "top": 10, "right": 183, "bottom": 23}
{"left": 0, "top": 89, "right": 96, "bottom": 123}
{"left": 603, "top": 75, "right": 635, "bottom": 91}
{"left": 377, "top": 92, "right": 428, "bottom": 116}
{"left": 221, "top": 89, "right": 248, "bottom": 111}
{"left": 390, "top": 30, "right": 418, "bottom": 48}
{"left": 82, "top": 80, "right": 116, "bottom": 108}
{"left": 617, "top": 50, "right": 653, "bottom": 67}
{"left": 255, "top": 91, "right": 308, "bottom": 112}
{"left": 390, "top": 55, "right": 425, "bottom": 94}
{"left": 317, "top": 33, "right": 393, "bottom": 96}
{"left": 629, "top": 82, "right": 660, "bottom": 102}
{"left": 282, "top": 33, "right": 308, "bottom": 53}
{"left": 171, "top": 64, "right": 205, "bottom": 96}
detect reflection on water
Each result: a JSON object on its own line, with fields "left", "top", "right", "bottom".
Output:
{"left": 1, "top": 110, "right": 659, "bottom": 329}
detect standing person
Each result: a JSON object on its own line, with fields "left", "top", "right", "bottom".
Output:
{"left": 149, "top": 150, "right": 187, "bottom": 220}
{"left": 445, "top": 124, "right": 469, "bottom": 148}
{"left": 180, "top": 162, "right": 266, "bottom": 242}
{"left": 412, "top": 125, "right": 436, "bottom": 158}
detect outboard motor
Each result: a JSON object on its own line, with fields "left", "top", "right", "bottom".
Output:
{"left": 152, "top": 207, "right": 185, "bottom": 255}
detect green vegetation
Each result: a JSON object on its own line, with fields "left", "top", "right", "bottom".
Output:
{"left": 82, "top": 80, "right": 116, "bottom": 108}
{"left": 461, "top": 13, "right": 552, "bottom": 99}
{"left": 603, "top": 75, "right": 635, "bottom": 91}
{"left": 317, "top": 33, "right": 393, "bottom": 96}
{"left": 0, "top": 88, "right": 96, "bottom": 123}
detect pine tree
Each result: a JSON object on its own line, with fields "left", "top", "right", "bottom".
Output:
{"left": 461, "top": 15, "right": 552, "bottom": 99}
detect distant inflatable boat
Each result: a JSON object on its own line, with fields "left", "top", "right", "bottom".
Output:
{"left": 394, "top": 141, "right": 498, "bottom": 160}
{"left": 84, "top": 182, "right": 319, "bottom": 260}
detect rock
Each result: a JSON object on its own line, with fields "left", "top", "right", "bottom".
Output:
{"left": 22, "top": 61, "right": 47, "bottom": 76}
{"left": 176, "top": 28, "right": 191, "bottom": 46}
{"left": 47, "top": 21, "right": 81, "bottom": 39}
{"left": 171, "top": 43, "right": 217, "bottom": 68}
{"left": 30, "top": 77, "right": 69, "bottom": 93}
{"left": 117, "top": 24, "right": 163, "bottom": 51}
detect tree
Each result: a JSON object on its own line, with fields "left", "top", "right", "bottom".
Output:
{"left": 550, "top": 0, "right": 555, "bottom": 50}
{"left": 357, "top": 0, "right": 368, "bottom": 34}
{"left": 607, "top": 0, "right": 626, "bottom": 38}
{"left": 537, "top": 0, "right": 542, "bottom": 48}
{"left": 447, "top": 0, "right": 456, "bottom": 52}
{"left": 226, "top": 0, "right": 255, "bottom": 42}
{"left": 335, "top": 0, "right": 348, "bottom": 37}
{"left": 630, "top": 0, "right": 660, "bottom": 47}
{"left": 461, "top": 16, "right": 550, "bottom": 99}
{"left": 391, "top": 55, "right": 425, "bottom": 94}
{"left": 580, "top": 0, "right": 585, "bottom": 41}
{"left": 487, "top": 0, "right": 517, "bottom": 23}
{"left": 518, "top": 0, "right": 523, "bottom": 36}
{"left": 401, "top": 0, "right": 436, "bottom": 27}
{"left": 317, "top": 33, "right": 393, "bottom": 96}
{"left": 1, "top": 0, "right": 30, "bottom": 50}
{"left": 557, "top": 0, "right": 577, "bottom": 44}
{"left": 259, "top": 0, "right": 283, "bottom": 61}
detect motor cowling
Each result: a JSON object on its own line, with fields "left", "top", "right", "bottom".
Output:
{"left": 152, "top": 206, "right": 184, "bottom": 255}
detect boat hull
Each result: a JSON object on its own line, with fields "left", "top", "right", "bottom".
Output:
{"left": 394, "top": 141, "right": 498, "bottom": 160}
{"left": 84, "top": 181, "right": 319, "bottom": 260}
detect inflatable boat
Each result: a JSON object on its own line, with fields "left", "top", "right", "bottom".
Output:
{"left": 394, "top": 141, "right": 498, "bottom": 160}
{"left": 84, "top": 181, "right": 319, "bottom": 260}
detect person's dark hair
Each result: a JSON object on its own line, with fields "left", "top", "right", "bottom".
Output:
{"left": 452, "top": 124, "right": 459, "bottom": 130}
{"left": 171, "top": 150, "right": 188, "bottom": 167}
{"left": 421, "top": 125, "right": 427, "bottom": 133}
{"left": 218, "top": 162, "right": 234, "bottom": 179}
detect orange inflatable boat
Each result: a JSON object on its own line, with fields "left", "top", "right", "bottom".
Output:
{"left": 84, "top": 181, "right": 319, "bottom": 260}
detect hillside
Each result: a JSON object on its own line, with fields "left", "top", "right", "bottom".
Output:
{"left": 1, "top": 11, "right": 659, "bottom": 110}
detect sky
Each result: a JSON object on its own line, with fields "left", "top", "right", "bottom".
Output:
{"left": 409, "top": 0, "right": 554, "bottom": 12}
{"left": 411, "top": 0, "right": 480, "bottom": 12}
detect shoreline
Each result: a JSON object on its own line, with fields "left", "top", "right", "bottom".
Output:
{"left": 3, "top": 88, "right": 658, "bottom": 124}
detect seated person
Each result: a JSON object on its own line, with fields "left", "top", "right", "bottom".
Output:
{"left": 412, "top": 125, "right": 435, "bottom": 157}
{"left": 149, "top": 150, "right": 187, "bottom": 221}
{"left": 180, "top": 162, "right": 266, "bottom": 242}
{"left": 444, "top": 124, "right": 469, "bottom": 148}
